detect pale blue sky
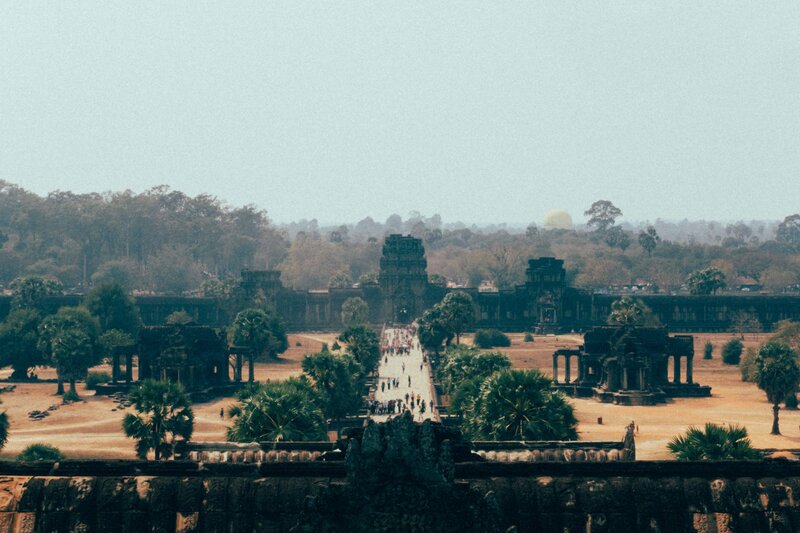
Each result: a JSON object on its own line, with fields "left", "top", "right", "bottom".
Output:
{"left": 1, "top": 2, "right": 799, "bottom": 225}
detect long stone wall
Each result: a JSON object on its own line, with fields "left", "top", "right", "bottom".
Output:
{"left": 1, "top": 460, "right": 800, "bottom": 532}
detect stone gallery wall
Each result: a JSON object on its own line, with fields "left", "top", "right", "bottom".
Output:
{"left": 1, "top": 460, "right": 799, "bottom": 532}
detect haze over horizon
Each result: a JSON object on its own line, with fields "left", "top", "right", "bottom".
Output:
{"left": 2, "top": 3, "right": 799, "bottom": 225}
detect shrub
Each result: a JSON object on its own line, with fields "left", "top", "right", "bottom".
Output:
{"left": 740, "top": 347, "right": 758, "bottom": 382}
{"left": 331, "top": 341, "right": 341, "bottom": 352}
{"left": 722, "top": 338, "right": 743, "bottom": 365}
{"left": 17, "top": 443, "right": 64, "bottom": 462}
{"left": 85, "top": 371, "right": 111, "bottom": 390}
{"left": 703, "top": 341, "right": 713, "bottom": 360}
{"left": 523, "top": 332, "right": 534, "bottom": 343}
{"left": 474, "top": 329, "right": 511, "bottom": 349}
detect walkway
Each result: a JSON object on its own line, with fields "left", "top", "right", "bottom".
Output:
{"left": 370, "top": 326, "right": 438, "bottom": 423}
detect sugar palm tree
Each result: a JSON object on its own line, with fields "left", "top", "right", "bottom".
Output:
{"left": 668, "top": 423, "right": 762, "bottom": 460}
{"left": 467, "top": 369, "right": 578, "bottom": 441}
{"left": 755, "top": 342, "right": 800, "bottom": 435}
{"left": 122, "top": 379, "right": 194, "bottom": 459}
{"left": 227, "top": 378, "right": 327, "bottom": 443}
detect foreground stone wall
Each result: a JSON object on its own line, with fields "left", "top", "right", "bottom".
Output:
{"left": 1, "top": 461, "right": 800, "bottom": 532}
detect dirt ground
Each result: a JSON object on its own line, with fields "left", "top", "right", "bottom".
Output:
{"left": 464, "top": 332, "right": 797, "bottom": 460}
{"left": 0, "top": 333, "right": 340, "bottom": 460}
{"left": 0, "top": 331, "right": 793, "bottom": 461}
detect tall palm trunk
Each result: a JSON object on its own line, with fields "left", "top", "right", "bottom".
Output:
{"left": 771, "top": 404, "right": 781, "bottom": 435}
{"left": 69, "top": 379, "right": 77, "bottom": 394}
{"left": 56, "top": 377, "right": 64, "bottom": 395}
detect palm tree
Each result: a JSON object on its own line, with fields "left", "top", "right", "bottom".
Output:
{"left": 122, "top": 379, "right": 194, "bottom": 459}
{"left": 467, "top": 369, "right": 578, "bottom": 441}
{"left": 668, "top": 423, "right": 762, "bottom": 460}
{"left": 755, "top": 343, "right": 800, "bottom": 435}
{"left": 227, "top": 378, "right": 327, "bottom": 443}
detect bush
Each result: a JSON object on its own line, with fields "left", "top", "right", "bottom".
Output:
{"left": 740, "top": 347, "right": 758, "bottom": 382}
{"left": 17, "top": 443, "right": 64, "bottom": 462}
{"left": 722, "top": 338, "right": 744, "bottom": 365}
{"left": 703, "top": 341, "right": 713, "bottom": 360}
{"left": 474, "top": 329, "right": 511, "bottom": 349}
{"left": 85, "top": 371, "right": 111, "bottom": 390}
{"left": 331, "top": 341, "right": 341, "bottom": 351}
{"left": 523, "top": 332, "right": 534, "bottom": 343}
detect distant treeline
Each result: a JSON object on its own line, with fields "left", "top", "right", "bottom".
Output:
{"left": 1, "top": 181, "right": 799, "bottom": 294}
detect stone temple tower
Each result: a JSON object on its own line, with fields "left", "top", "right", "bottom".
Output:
{"left": 378, "top": 235, "right": 429, "bottom": 323}
{"left": 525, "top": 257, "right": 566, "bottom": 332}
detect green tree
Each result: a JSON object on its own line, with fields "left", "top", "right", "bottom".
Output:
{"left": 667, "top": 423, "right": 762, "bottom": 460}
{"left": 755, "top": 343, "right": 800, "bottom": 435}
{"left": 687, "top": 267, "right": 727, "bottom": 295}
{"left": 607, "top": 296, "right": 659, "bottom": 327}
{"left": 229, "top": 308, "right": 288, "bottom": 359}
{"left": 417, "top": 305, "right": 449, "bottom": 353}
{"left": 90, "top": 259, "right": 140, "bottom": 292}
{"left": 473, "top": 329, "right": 511, "bottom": 349}
{"left": 328, "top": 271, "right": 352, "bottom": 288}
{"left": 703, "top": 341, "right": 713, "bottom": 360}
{"left": 436, "top": 345, "right": 510, "bottom": 396}
{"left": 604, "top": 226, "right": 631, "bottom": 251}
{"left": 17, "top": 443, "right": 65, "bottom": 462}
{"left": 9, "top": 276, "right": 63, "bottom": 310}
{"left": 584, "top": 200, "right": 622, "bottom": 233}
{"left": 0, "top": 398, "right": 7, "bottom": 451}
{"left": 122, "top": 379, "right": 194, "bottom": 460}
{"left": 638, "top": 226, "right": 661, "bottom": 257}
{"left": 340, "top": 297, "right": 369, "bottom": 327}
{"left": 776, "top": 214, "right": 800, "bottom": 249}
{"left": 467, "top": 369, "right": 578, "bottom": 441}
{"left": 440, "top": 291, "right": 474, "bottom": 344}
{"left": 428, "top": 273, "right": 447, "bottom": 288}
{"left": 227, "top": 379, "right": 327, "bottom": 442}
{"left": 302, "top": 349, "right": 363, "bottom": 420}
{"left": 37, "top": 306, "right": 100, "bottom": 395}
{"left": 84, "top": 282, "right": 140, "bottom": 334}
{"left": 339, "top": 325, "right": 381, "bottom": 374}
{"left": 722, "top": 338, "right": 743, "bottom": 365}
{"left": 0, "top": 308, "right": 44, "bottom": 379}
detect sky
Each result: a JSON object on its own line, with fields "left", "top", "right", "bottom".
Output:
{"left": 1, "top": 2, "right": 799, "bottom": 226}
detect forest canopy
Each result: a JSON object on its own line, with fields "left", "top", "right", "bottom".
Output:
{"left": 1, "top": 182, "right": 799, "bottom": 295}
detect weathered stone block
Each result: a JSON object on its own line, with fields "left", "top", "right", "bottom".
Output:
{"left": 41, "top": 478, "right": 69, "bottom": 512}
{"left": 67, "top": 477, "right": 96, "bottom": 512}
{"left": 227, "top": 478, "right": 254, "bottom": 513}
{"left": 37, "top": 510, "right": 69, "bottom": 532}
{"left": 148, "top": 477, "right": 178, "bottom": 512}
{"left": 177, "top": 477, "right": 203, "bottom": 513}
{"left": 732, "top": 477, "right": 762, "bottom": 512}
{"left": 202, "top": 478, "right": 228, "bottom": 512}
{"left": 766, "top": 510, "right": 794, "bottom": 533}
{"left": 252, "top": 479, "right": 278, "bottom": 516}
{"left": 684, "top": 478, "right": 712, "bottom": 514}
{"left": 734, "top": 511, "right": 768, "bottom": 532}
{"left": 657, "top": 477, "right": 687, "bottom": 514}
{"left": 16, "top": 478, "right": 43, "bottom": 512}
{"left": 201, "top": 511, "right": 227, "bottom": 533}
{"left": 575, "top": 478, "right": 612, "bottom": 512}
{"left": 69, "top": 511, "right": 95, "bottom": 533}
{"left": 176, "top": 511, "right": 200, "bottom": 533}
{"left": 12, "top": 511, "right": 36, "bottom": 533}
{"left": 96, "top": 512, "right": 123, "bottom": 533}
{"left": 554, "top": 478, "right": 577, "bottom": 511}
{"left": 510, "top": 478, "right": 537, "bottom": 516}
{"left": 229, "top": 512, "right": 254, "bottom": 533}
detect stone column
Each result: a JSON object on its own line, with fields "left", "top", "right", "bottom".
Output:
{"left": 565, "top": 355, "right": 571, "bottom": 384}
{"left": 640, "top": 368, "right": 646, "bottom": 390}
{"left": 686, "top": 355, "right": 693, "bottom": 384}
{"left": 673, "top": 355, "right": 681, "bottom": 384}
{"left": 235, "top": 353, "right": 243, "bottom": 383}
{"left": 622, "top": 366, "right": 629, "bottom": 390}
{"left": 248, "top": 353, "right": 255, "bottom": 383}
{"left": 125, "top": 353, "right": 133, "bottom": 384}
{"left": 112, "top": 352, "right": 120, "bottom": 383}
{"left": 553, "top": 355, "right": 559, "bottom": 383}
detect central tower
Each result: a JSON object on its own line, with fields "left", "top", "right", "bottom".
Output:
{"left": 378, "top": 234, "right": 429, "bottom": 323}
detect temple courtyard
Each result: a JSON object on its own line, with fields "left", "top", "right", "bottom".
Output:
{"left": 0, "top": 331, "right": 796, "bottom": 461}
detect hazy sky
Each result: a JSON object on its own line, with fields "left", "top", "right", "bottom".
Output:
{"left": 1, "top": 3, "right": 799, "bottom": 225}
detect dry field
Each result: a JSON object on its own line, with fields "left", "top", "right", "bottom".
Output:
{"left": 0, "top": 333, "right": 340, "bottom": 460}
{"left": 464, "top": 332, "right": 798, "bottom": 460}
{"left": 0, "top": 331, "right": 794, "bottom": 461}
